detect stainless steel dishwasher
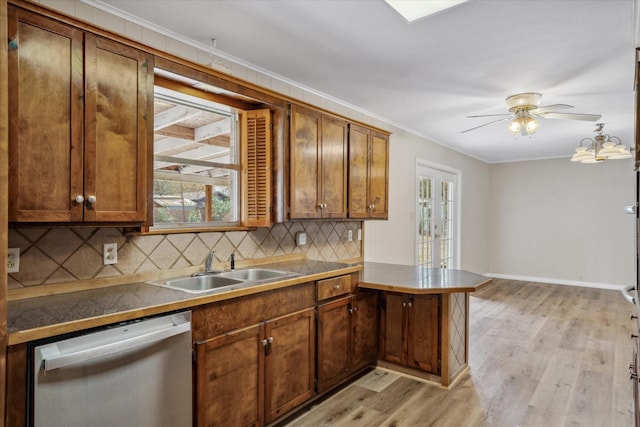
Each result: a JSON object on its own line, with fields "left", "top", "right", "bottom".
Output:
{"left": 30, "top": 311, "right": 192, "bottom": 427}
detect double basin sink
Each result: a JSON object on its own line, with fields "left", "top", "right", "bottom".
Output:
{"left": 147, "top": 268, "right": 300, "bottom": 294}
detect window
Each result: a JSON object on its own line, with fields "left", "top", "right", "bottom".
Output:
{"left": 151, "top": 85, "right": 241, "bottom": 230}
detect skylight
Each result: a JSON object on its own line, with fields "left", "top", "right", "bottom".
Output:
{"left": 384, "top": 0, "right": 471, "bottom": 23}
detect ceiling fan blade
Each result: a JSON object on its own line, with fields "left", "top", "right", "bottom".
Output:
{"left": 461, "top": 117, "right": 511, "bottom": 133}
{"left": 466, "top": 113, "right": 512, "bottom": 118}
{"left": 529, "top": 104, "right": 573, "bottom": 114}
{"left": 537, "top": 111, "right": 602, "bottom": 121}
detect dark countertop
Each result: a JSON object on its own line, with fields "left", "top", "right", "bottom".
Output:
{"left": 8, "top": 259, "right": 359, "bottom": 345}
{"left": 358, "top": 262, "right": 491, "bottom": 294}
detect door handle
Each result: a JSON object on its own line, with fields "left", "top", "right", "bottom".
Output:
{"left": 41, "top": 322, "right": 191, "bottom": 371}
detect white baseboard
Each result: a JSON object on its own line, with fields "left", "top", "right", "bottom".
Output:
{"left": 484, "top": 273, "right": 628, "bottom": 291}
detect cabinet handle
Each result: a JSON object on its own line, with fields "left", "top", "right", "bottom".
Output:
{"left": 74, "top": 195, "right": 84, "bottom": 204}
{"left": 632, "top": 314, "right": 638, "bottom": 320}
{"left": 632, "top": 333, "right": 638, "bottom": 339}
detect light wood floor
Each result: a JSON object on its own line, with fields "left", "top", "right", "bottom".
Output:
{"left": 285, "top": 279, "right": 635, "bottom": 427}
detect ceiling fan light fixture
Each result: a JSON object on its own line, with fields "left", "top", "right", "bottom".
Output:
{"left": 524, "top": 116, "right": 538, "bottom": 134}
{"left": 508, "top": 119, "right": 521, "bottom": 134}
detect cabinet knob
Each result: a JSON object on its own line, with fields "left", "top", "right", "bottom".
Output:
{"left": 334, "top": 284, "right": 340, "bottom": 290}
{"left": 368, "top": 204, "right": 375, "bottom": 210}
{"left": 408, "top": 302, "right": 413, "bottom": 308}
{"left": 261, "top": 339, "right": 268, "bottom": 347}
{"left": 74, "top": 195, "right": 84, "bottom": 204}
{"left": 632, "top": 333, "right": 638, "bottom": 340}
{"left": 87, "top": 195, "right": 97, "bottom": 204}
{"left": 632, "top": 314, "right": 638, "bottom": 320}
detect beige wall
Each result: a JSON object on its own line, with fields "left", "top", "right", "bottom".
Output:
{"left": 488, "top": 158, "right": 635, "bottom": 288}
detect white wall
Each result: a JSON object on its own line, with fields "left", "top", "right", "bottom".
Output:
{"left": 488, "top": 158, "right": 635, "bottom": 288}
{"left": 364, "top": 128, "right": 492, "bottom": 275}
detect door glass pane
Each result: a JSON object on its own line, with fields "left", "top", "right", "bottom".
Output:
{"left": 418, "top": 177, "right": 434, "bottom": 268}
{"left": 440, "top": 180, "right": 454, "bottom": 268}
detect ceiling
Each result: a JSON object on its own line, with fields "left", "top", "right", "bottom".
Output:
{"left": 91, "top": 0, "right": 637, "bottom": 163}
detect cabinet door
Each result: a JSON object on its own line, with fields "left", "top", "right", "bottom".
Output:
{"left": 348, "top": 124, "right": 370, "bottom": 219}
{"left": 319, "top": 115, "right": 348, "bottom": 218}
{"left": 195, "top": 324, "right": 265, "bottom": 427}
{"left": 290, "top": 105, "right": 321, "bottom": 219}
{"left": 84, "top": 35, "right": 152, "bottom": 222}
{"left": 369, "top": 131, "right": 389, "bottom": 219}
{"left": 7, "top": 7, "right": 84, "bottom": 222}
{"left": 407, "top": 295, "right": 440, "bottom": 374}
{"left": 351, "top": 291, "right": 379, "bottom": 372}
{"left": 317, "top": 296, "right": 351, "bottom": 393}
{"left": 264, "top": 308, "right": 315, "bottom": 423}
{"left": 380, "top": 292, "right": 407, "bottom": 365}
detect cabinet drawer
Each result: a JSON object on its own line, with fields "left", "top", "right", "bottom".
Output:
{"left": 317, "top": 275, "right": 351, "bottom": 301}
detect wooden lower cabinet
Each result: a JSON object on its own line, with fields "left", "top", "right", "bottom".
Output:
{"left": 195, "top": 308, "right": 315, "bottom": 427}
{"left": 380, "top": 292, "right": 440, "bottom": 374}
{"left": 264, "top": 309, "right": 315, "bottom": 422}
{"left": 317, "top": 291, "right": 378, "bottom": 393}
{"left": 195, "top": 324, "right": 264, "bottom": 427}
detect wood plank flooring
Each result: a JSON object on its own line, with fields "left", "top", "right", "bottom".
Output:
{"left": 284, "top": 279, "right": 635, "bottom": 426}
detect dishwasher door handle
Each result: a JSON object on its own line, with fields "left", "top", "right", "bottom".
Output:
{"left": 42, "top": 321, "right": 191, "bottom": 372}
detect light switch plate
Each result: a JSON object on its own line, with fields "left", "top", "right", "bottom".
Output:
{"left": 357, "top": 229, "right": 362, "bottom": 241}
{"left": 347, "top": 230, "right": 353, "bottom": 242}
{"left": 7, "top": 248, "right": 19, "bottom": 273}
{"left": 103, "top": 243, "right": 118, "bottom": 265}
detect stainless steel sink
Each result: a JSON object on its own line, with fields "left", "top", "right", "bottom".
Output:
{"left": 147, "top": 275, "right": 244, "bottom": 294}
{"left": 215, "top": 268, "right": 295, "bottom": 281}
{"left": 146, "top": 268, "right": 298, "bottom": 294}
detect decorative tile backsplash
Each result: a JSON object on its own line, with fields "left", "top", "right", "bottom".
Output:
{"left": 8, "top": 221, "right": 363, "bottom": 289}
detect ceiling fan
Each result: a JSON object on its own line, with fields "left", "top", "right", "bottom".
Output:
{"left": 461, "top": 92, "right": 601, "bottom": 135}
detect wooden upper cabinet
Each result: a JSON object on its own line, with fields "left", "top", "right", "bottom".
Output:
{"left": 289, "top": 105, "right": 347, "bottom": 219}
{"left": 348, "top": 124, "right": 389, "bottom": 219}
{"left": 84, "top": 35, "right": 152, "bottom": 222}
{"left": 7, "top": 6, "right": 152, "bottom": 223}
{"left": 243, "top": 109, "right": 272, "bottom": 227}
{"left": 8, "top": 7, "right": 84, "bottom": 222}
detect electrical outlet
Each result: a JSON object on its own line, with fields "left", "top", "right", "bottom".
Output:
{"left": 7, "top": 248, "right": 19, "bottom": 273}
{"left": 296, "top": 232, "right": 307, "bottom": 246}
{"left": 347, "top": 229, "right": 353, "bottom": 242}
{"left": 103, "top": 243, "right": 118, "bottom": 265}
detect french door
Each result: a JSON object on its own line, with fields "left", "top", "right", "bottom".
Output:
{"left": 416, "top": 163, "right": 459, "bottom": 268}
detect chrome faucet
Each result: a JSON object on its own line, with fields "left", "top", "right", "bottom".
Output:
{"left": 205, "top": 251, "right": 215, "bottom": 272}
{"left": 230, "top": 253, "right": 235, "bottom": 270}
{"left": 192, "top": 251, "right": 217, "bottom": 276}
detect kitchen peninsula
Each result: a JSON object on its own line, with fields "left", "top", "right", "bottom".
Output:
{"left": 360, "top": 262, "right": 491, "bottom": 387}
